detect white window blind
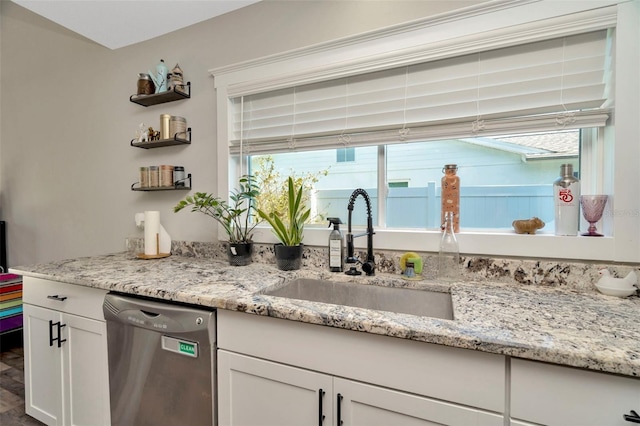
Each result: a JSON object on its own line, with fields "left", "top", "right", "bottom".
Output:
{"left": 230, "top": 29, "right": 613, "bottom": 155}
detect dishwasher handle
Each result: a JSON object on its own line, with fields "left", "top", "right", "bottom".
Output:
{"left": 103, "top": 293, "right": 215, "bottom": 334}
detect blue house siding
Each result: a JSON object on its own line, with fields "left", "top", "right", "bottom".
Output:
{"left": 316, "top": 185, "right": 553, "bottom": 230}
{"left": 251, "top": 138, "right": 575, "bottom": 230}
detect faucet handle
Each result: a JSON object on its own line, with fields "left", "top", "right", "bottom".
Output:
{"left": 362, "top": 261, "right": 375, "bottom": 276}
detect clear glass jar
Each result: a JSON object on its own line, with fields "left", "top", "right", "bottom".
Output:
{"left": 159, "top": 165, "right": 174, "bottom": 187}
{"left": 174, "top": 166, "right": 186, "bottom": 187}
{"left": 169, "top": 116, "right": 187, "bottom": 139}
{"left": 149, "top": 166, "right": 159, "bottom": 188}
{"left": 438, "top": 211, "right": 460, "bottom": 281}
{"left": 139, "top": 166, "right": 149, "bottom": 188}
{"left": 441, "top": 164, "right": 460, "bottom": 232}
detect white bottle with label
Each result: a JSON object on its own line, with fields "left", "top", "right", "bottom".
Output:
{"left": 553, "top": 164, "right": 581, "bottom": 236}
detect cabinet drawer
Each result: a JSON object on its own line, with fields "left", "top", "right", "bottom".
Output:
{"left": 23, "top": 277, "right": 107, "bottom": 321}
{"left": 511, "top": 358, "right": 640, "bottom": 426}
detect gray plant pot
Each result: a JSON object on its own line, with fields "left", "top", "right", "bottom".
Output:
{"left": 228, "top": 242, "right": 253, "bottom": 266}
{"left": 274, "top": 243, "right": 303, "bottom": 271}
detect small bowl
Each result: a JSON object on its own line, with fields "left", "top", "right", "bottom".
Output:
{"left": 600, "top": 282, "right": 636, "bottom": 290}
{"left": 595, "top": 284, "right": 637, "bottom": 297}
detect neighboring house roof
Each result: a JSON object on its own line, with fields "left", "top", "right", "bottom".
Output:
{"left": 461, "top": 131, "right": 579, "bottom": 160}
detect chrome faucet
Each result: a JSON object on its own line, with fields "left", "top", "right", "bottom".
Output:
{"left": 345, "top": 189, "right": 375, "bottom": 276}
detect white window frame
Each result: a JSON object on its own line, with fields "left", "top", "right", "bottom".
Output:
{"left": 211, "top": 0, "right": 639, "bottom": 263}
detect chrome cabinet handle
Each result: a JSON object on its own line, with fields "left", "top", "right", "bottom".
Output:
{"left": 47, "top": 295, "right": 67, "bottom": 302}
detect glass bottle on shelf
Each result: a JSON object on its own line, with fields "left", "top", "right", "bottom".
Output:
{"left": 553, "top": 163, "right": 580, "bottom": 236}
{"left": 438, "top": 211, "right": 460, "bottom": 281}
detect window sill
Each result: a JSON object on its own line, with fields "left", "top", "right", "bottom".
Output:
{"left": 247, "top": 226, "right": 616, "bottom": 262}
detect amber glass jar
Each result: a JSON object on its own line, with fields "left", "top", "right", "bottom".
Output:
{"left": 136, "top": 73, "right": 155, "bottom": 95}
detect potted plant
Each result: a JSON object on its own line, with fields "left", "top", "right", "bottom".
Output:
{"left": 174, "top": 175, "right": 261, "bottom": 266}
{"left": 257, "top": 176, "right": 311, "bottom": 270}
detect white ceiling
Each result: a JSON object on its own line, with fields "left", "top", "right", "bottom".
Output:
{"left": 11, "top": 0, "right": 262, "bottom": 50}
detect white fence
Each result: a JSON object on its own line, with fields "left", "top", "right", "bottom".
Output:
{"left": 315, "top": 184, "right": 554, "bottom": 229}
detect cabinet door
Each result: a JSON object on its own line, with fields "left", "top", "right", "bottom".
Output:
{"left": 23, "top": 303, "right": 63, "bottom": 425}
{"left": 511, "top": 358, "right": 640, "bottom": 426}
{"left": 334, "top": 378, "right": 503, "bottom": 426}
{"left": 63, "top": 313, "right": 110, "bottom": 426}
{"left": 218, "top": 350, "right": 333, "bottom": 426}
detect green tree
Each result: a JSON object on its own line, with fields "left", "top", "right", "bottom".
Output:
{"left": 252, "top": 155, "right": 328, "bottom": 224}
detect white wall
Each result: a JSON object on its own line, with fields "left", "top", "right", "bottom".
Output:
{"left": 0, "top": 0, "right": 484, "bottom": 265}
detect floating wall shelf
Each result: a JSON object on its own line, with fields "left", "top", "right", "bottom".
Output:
{"left": 131, "top": 174, "right": 192, "bottom": 192}
{"left": 131, "top": 128, "right": 192, "bottom": 149}
{"left": 129, "top": 82, "right": 191, "bottom": 107}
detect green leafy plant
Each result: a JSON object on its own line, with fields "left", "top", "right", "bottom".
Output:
{"left": 257, "top": 176, "right": 311, "bottom": 246}
{"left": 174, "top": 175, "right": 261, "bottom": 243}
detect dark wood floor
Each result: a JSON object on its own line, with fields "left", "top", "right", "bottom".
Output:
{"left": 0, "top": 332, "right": 45, "bottom": 426}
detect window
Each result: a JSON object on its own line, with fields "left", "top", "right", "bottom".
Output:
{"left": 213, "top": 2, "right": 639, "bottom": 262}
{"left": 336, "top": 147, "right": 355, "bottom": 163}
{"left": 388, "top": 182, "right": 408, "bottom": 188}
{"left": 233, "top": 30, "right": 611, "bottom": 230}
{"left": 247, "top": 129, "right": 585, "bottom": 230}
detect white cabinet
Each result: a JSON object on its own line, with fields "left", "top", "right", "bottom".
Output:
{"left": 335, "top": 378, "right": 502, "bottom": 426}
{"left": 511, "top": 358, "right": 640, "bottom": 426}
{"left": 22, "top": 277, "right": 110, "bottom": 426}
{"left": 218, "top": 350, "right": 332, "bottom": 426}
{"left": 23, "top": 304, "right": 63, "bottom": 424}
{"left": 218, "top": 349, "right": 503, "bottom": 426}
{"left": 218, "top": 350, "right": 503, "bottom": 426}
{"left": 217, "top": 310, "right": 505, "bottom": 426}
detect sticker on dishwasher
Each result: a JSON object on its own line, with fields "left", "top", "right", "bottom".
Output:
{"left": 161, "top": 336, "right": 198, "bottom": 358}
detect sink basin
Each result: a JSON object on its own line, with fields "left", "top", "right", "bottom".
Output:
{"left": 264, "top": 278, "right": 454, "bottom": 320}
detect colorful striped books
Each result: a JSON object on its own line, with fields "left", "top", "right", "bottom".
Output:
{"left": 0, "top": 273, "right": 23, "bottom": 334}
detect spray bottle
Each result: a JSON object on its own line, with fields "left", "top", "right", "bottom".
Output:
{"left": 327, "top": 218, "right": 344, "bottom": 272}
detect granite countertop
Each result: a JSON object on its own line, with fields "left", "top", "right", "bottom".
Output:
{"left": 11, "top": 252, "right": 640, "bottom": 378}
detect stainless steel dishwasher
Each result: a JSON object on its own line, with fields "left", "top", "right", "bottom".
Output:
{"left": 103, "top": 293, "right": 216, "bottom": 426}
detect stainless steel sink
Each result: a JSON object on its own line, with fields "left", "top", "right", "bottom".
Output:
{"left": 264, "top": 278, "right": 454, "bottom": 320}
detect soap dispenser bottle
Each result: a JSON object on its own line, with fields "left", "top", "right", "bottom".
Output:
{"left": 327, "top": 218, "right": 344, "bottom": 272}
